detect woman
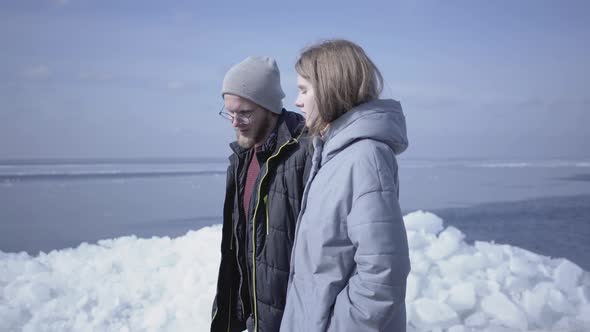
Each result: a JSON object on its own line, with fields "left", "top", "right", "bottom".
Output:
{"left": 280, "top": 40, "right": 410, "bottom": 332}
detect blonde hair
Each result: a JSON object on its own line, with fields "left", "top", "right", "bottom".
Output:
{"left": 295, "top": 39, "right": 383, "bottom": 135}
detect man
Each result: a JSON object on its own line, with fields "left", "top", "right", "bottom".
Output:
{"left": 211, "top": 56, "right": 310, "bottom": 332}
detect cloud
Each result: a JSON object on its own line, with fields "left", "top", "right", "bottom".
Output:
{"left": 21, "top": 65, "right": 52, "bottom": 79}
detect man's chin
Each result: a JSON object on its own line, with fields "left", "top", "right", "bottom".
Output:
{"left": 236, "top": 134, "right": 255, "bottom": 149}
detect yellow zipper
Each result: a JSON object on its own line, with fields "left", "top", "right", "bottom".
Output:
{"left": 250, "top": 138, "right": 298, "bottom": 331}
{"left": 263, "top": 195, "right": 269, "bottom": 235}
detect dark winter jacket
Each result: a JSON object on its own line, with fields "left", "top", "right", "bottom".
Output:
{"left": 211, "top": 109, "right": 311, "bottom": 332}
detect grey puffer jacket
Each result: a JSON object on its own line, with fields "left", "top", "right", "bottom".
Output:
{"left": 280, "top": 99, "right": 411, "bottom": 332}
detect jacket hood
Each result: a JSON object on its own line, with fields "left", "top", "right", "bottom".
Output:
{"left": 320, "top": 99, "right": 408, "bottom": 165}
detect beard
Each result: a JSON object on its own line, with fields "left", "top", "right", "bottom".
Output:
{"left": 235, "top": 111, "right": 274, "bottom": 149}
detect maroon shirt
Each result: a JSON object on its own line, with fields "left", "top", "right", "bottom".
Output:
{"left": 243, "top": 147, "right": 261, "bottom": 218}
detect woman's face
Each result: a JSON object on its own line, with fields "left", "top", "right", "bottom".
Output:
{"left": 295, "top": 74, "right": 318, "bottom": 128}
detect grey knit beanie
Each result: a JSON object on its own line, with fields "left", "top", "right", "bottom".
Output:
{"left": 221, "top": 56, "right": 285, "bottom": 114}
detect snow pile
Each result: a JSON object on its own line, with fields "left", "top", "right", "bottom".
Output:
{"left": 0, "top": 227, "right": 221, "bottom": 331}
{"left": 404, "top": 211, "right": 590, "bottom": 332}
{"left": 1, "top": 212, "right": 589, "bottom": 331}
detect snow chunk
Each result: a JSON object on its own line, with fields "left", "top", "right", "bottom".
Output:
{"left": 438, "top": 253, "right": 488, "bottom": 280}
{"left": 481, "top": 292, "right": 528, "bottom": 330}
{"left": 548, "top": 288, "right": 574, "bottom": 314}
{"left": 413, "top": 298, "right": 459, "bottom": 329}
{"left": 578, "top": 284, "right": 590, "bottom": 304}
{"left": 553, "top": 259, "right": 583, "bottom": 293}
{"left": 447, "top": 282, "right": 476, "bottom": 313}
{"left": 464, "top": 311, "right": 488, "bottom": 328}
{"left": 426, "top": 226, "right": 465, "bottom": 260}
{"left": 403, "top": 211, "right": 443, "bottom": 234}
{"left": 508, "top": 255, "right": 538, "bottom": 277}
{"left": 578, "top": 303, "right": 590, "bottom": 324}
{"left": 447, "top": 325, "right": 466, "bottom": 332}
{"left": 406, "top": 231, "right": 429, "bottom": 249}
{"left": 405, "top": 273, "right": 420, "bottom": 302}
{"left": 474, "top": 241, "right": 506, "bottom": 268}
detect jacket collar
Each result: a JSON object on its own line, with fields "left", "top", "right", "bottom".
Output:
{"left": 229, "top": 109, "right": 305, "bottom": 158}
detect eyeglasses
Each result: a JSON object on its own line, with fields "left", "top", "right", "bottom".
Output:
{"left": 218, "top": 105, "right": 254, "bottom": 124}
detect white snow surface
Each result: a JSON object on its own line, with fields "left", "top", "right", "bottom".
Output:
{"left": 1, "top": 211, "right": 589, "bottom": 332}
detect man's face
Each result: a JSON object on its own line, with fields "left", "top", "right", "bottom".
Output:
{"left": 223, "top": 94, "right": 274, "bottom": 148}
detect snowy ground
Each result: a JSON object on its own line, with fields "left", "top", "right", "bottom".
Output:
{"left": 1, "top": 211, "right": 589, "bottom": 332}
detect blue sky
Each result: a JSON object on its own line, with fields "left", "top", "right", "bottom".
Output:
{"left": 1, "top": 0, "right": 589, "bottom": 159}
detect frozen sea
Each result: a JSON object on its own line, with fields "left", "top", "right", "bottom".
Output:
{"left": 1, "top": 157, "right": 589, "bottom": 269}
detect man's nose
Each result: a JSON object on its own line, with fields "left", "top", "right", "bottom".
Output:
{"left": 231, "top": 116, "right": 243, "bottom": 128}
